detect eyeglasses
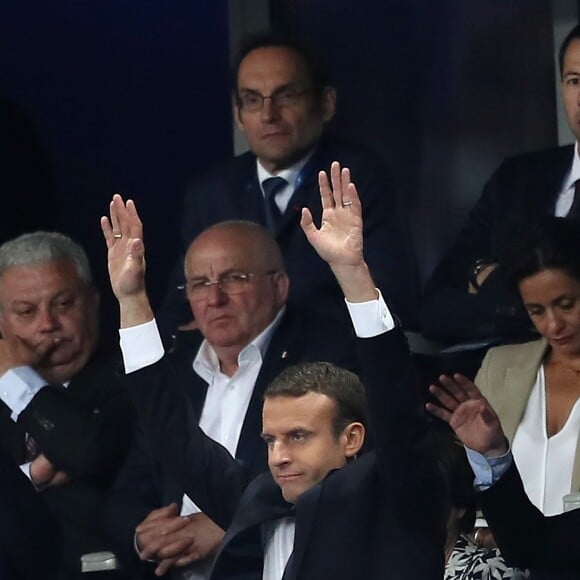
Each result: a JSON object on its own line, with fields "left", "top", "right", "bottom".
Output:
{"left": 179, "top": 271, "right": 278, "bottom": 301}
{"left": 236, "top": 87, "right": 311, "bottom": 113}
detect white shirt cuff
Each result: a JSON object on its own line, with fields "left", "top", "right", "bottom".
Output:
{"left": 465, "top": 446, "right": 513, "bottom": 491}
{"left": 345, "top": 289, "right": 395, "bottom": 338}
{"left": 0, "top": 367, "right": 47, "bottom": 421}
{"left": 119, "top": 319, "right": 165, "bottom": 374}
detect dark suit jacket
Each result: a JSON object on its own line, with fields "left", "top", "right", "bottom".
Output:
{"left": 479, "top": 462, "right": 580, "bottom": 576}
{"left": 107, "top": 307, "right": 359, "bottom": 574}
{"left": 0, "top": 353, "right": 134, "bottom": 579}
{"left": 421, "top": 145, "right": 574, "bottom": 343}
{"left": 157, "top": 135, "right": 419, "bottom": 337}
{"left": 123, "top": 327, "right": 444, "bottom": 580}
{"left": 0, "top": 447, "right": 61, "bottom": 579}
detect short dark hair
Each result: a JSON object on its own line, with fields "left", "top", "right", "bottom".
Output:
{"left": 265, "top": 362, "right": 368, "bottom": 437}
{"left": 559, "top": 24, "right": 580, "bottom": 77}
{"left": 501, "top": 216, "right": 580, "bottom": 293}
{"left": 233, "top": 32, "right": 330, "bottom": 97}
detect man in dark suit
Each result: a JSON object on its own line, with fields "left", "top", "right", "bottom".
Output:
{"left": 421, "top": 24, "right": 580, "bottom": 347}
{"left": 428, "top": 373, "right": 580, "bottom": 577}
{"left": 103, "top": 205, "right": 358, "bottom": 578}
{"left": 103, "top": 162, "right": 444, "bottom": 579}
{"left": 0, "top": 231, "right": 134, "bottom": 579}
{"left": 0, "top": 447, "right": 62, "bottom": 579}
{"left": 158, "top": 33, "right": 418, "bottom": 339}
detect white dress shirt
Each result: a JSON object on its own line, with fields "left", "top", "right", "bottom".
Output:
{"left": 512, "top": 366, "right": 580, "bottom": 515}
{"left": 554, "top": 142, "right": 580, "bottom": 216}
{"left": 257, "top": 151, "right": 313, "bottom": 215}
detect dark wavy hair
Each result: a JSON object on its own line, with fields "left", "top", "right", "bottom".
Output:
{"left": 501, "top": 216, "right": 580, "bottom": 294}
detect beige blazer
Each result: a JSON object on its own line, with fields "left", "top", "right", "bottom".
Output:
{"left": 475, "top": 338, "right": 580, "bottom": 492}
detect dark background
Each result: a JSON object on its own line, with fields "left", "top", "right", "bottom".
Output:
{"left": 0, "top": 0, "right": 573, "bottom": 332}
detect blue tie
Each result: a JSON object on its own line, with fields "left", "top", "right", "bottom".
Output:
{"left": 262, "top": 177, "right": 287, "bottom": 231}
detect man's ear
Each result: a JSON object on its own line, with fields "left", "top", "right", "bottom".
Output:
{"left": 233, "top": 96, "right": 244, "bottom": 132}
{"left": 273, "top": 272, "right": 290, "bottom": 306}
{"left": 342, "top": 422, "right": 365, "bottom": 458}
{"left": 320, "top": 86, "right": 337, "bottom": 123}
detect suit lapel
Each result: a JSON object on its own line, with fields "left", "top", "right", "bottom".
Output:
{"left": 282, "top": 481, "right": 322, "bottom": 580}
{"left": 277, "top": 144, "right": 328, "bottom": 234}
{"left": 525, "top": 146, "right": 575, "bottom": 214}
{"left": 497, "top": 340, "right": 548, "bottom": 443}
{"left": 236, "top": 311, "right": 301, "bottom": 469}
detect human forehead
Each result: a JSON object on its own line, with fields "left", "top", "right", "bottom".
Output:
{"left": 185, "top": 229, "right": 269, "bottom": 276}
{"left": 0, "top": 259, "right": 85, "bottom": 304}
{"left": 237, "top": 46, "right": 312, "bottom": 91}
{"left": 518, "top": 268, "right": 580, "bottom": 302}
{"left": 262, "top": 392, "right": 337, "bottom": 434}
{"left": 562, "top": 38, "right": 580, "bottom": 75}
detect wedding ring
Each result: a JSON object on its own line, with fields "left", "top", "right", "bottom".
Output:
{"left": 342, "top": 201, "right": 353, "bottom": 207}
{"left": 113, "top": 233, "right": 123, "bottom": 239}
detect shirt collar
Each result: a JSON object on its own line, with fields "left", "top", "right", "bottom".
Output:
{"left": 193, "top": 306, "right": 286, "bottom": 379}
{"left": 256, "top": 149, "right": 315, "bottom": 190}
{"left": 562, "top": 142, "right": 580, "bottom": 191}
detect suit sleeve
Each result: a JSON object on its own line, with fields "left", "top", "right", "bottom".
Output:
{"left": 357, "top": 329, "right": 445, "bottom": 541}
{"left": 124, "top": 356, "right": 250, "bottom": 530}
{"left": 479, "top": 462, "right": 580, "bottom": 572}
{"left": 420, "top": 160, "right": 529, "bottom": 341}
{"left": 16, "top": 363, "right": 134, "bottom": 481}
{"left": 106, "top": 420, "right": 160, "bottom": 575}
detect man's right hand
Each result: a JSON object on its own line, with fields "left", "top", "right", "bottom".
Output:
{"left": 100, "top": 194, "right": 154, "bottom": 328}
{"left": 301, "top": 161, "right": 377, "bottom": 303}
{"left": 136, "top": 504, "right": 224, "bottom": 576}
{"left": 426, "top": 374, "right": 508, "bottom": 457}
{"left": 0, "top": 334, "right": 59, "bottom": 377}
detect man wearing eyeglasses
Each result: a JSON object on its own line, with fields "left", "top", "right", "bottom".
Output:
{"left": 105, "top": 201, "right": 358, "bottom": 579}
{"left": 157, "top": 33, "right": 418, "bottom": 341}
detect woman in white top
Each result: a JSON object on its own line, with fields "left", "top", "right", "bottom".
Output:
{"left": 474, "top": 216, "right": 580, "bottom": 517}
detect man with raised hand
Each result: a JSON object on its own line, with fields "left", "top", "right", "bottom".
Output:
{"left": 103, "top": 162, "right": 444, "bottom": 579}
{"left": 102, "top": 196, "right": 357, "bottom": 578}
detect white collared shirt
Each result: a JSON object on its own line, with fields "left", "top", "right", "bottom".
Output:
{"left": 554, "top": 141, "right": 580, "bottom": 216}
{"left": 192, "top": 307, "right": 284, "bottom": 457}
{"left": 120, "top": 292, "right": 395, "bottom": 579}
{"left": 257, "top": 150, "right": 314, "bottom": 215}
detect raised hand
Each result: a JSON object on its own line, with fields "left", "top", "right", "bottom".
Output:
{"left": 301, "top": 161, "right": 363, "bottom": 269}
{"left": 101, "top": 194, "right": 153, "bottom": 327}
{"left": 427, "top": 374, "right": 508, "bottom": 457}
{"left": 100, "top": 194, "right": 146, "bottom": 301}
{"left": 301, "top": 162, "right": 376, "bottom": 302}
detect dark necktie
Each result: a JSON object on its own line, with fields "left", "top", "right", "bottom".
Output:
{"left": 567, "top": 180, "right": 580, "bottom": 220}
{"left": 262, "top": 177, "right": 287, "bottom": 232}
